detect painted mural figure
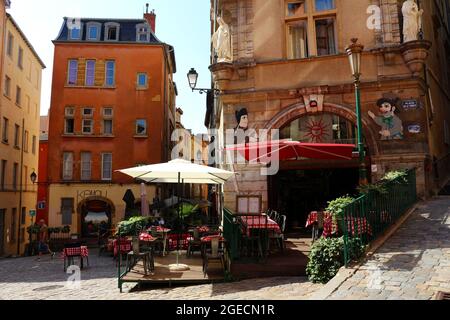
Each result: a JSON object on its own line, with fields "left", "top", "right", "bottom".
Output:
{"left": 368, "top": 98, "right": 404, "bottom": 140}
{"left": 235, "top": 108, "right": 257, "bottom": 143}
{"left": 212, "top": 16, "right": 232, "bottom": 63}
{"left": 402, "top": 0, "right": 424, "bottom": 43}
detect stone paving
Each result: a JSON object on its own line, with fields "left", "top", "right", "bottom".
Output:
{"left": 0, "top": 250, "right": 322, "bottom": 300}
{"left": 328, "top": 196, "right": 450, "bottom": 300}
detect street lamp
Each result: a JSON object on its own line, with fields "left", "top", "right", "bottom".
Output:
{"left": 30, "top": 171, "right": 37, "bottom": 184}
{"left": 187, "top": 68, "right": 220, "bottom": 95}
{"left": 345, "top": 38, "right": 368, "bottom": 186}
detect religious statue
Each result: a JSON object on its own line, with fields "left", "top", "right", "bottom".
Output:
{"left": 212, "top": 15, "right": 232, "bottom": 63}
{"left": 402, "top": 0, "right": 424, "bottom": 43}
{"left": 368, "top": 98, "right": 404, "bottom": 140}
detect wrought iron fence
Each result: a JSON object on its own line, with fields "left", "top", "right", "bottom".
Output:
{"left": 342, "top": 169, "right": 417, "bottom": 266}
{"left": 223, "top": 209, "right": 271, "bottom": 263}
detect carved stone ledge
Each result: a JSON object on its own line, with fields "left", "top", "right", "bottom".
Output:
{"left": 209, "top": 62, "right": 234, "bottom": 90}
{"left": 399, "top": 40, "right": 432, "bottom": 77}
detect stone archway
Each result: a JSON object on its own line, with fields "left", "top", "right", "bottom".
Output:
{"left": 263, "top": 102, "right": 379, "bottom": 156}
{"left": 77, "top": 196, "right": 115, "bottom": 238}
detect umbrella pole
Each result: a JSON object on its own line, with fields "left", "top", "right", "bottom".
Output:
{"left": 177, "top": 172, "right": 180, "bottom": 266}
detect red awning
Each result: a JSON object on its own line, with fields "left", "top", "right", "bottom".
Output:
{"left": 224, "top": 140, "right": 356, "bottom": 163}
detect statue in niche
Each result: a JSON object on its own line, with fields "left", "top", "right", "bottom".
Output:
{"left": 368, "top": 98, "right": 404, "bottom": 140}
{"left": 212, "top": 14, "right": 233, "bottom": 63}
{"left": 402, "top": 0, "right": 424, "bottom": 43}
{"left": 234, "top": 108, "right": 257, "bottom": 144}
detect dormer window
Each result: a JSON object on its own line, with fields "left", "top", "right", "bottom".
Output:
{"left": 86, "top": 22, "right": 102, "bottom": 41}
{"left": 105, "top": 22, "right": 120, "bottom": 41}
{"left": 68, "top": 19, "right": 82, "bottom": 40}
{"left": 136, "top": 23, "right": 150, "bottom": 42}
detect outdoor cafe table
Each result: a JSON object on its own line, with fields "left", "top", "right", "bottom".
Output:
{"left": 147, "top": 226, "right": 171, "bottom": 255}
{"left": 62, "top": 246, "right": 89, "bottom": 269}
{"left": 240, "top": 215, "right": 281, "bottom": 236}
{"left": 306, "top": 211, "right": 333, "bottom": 238}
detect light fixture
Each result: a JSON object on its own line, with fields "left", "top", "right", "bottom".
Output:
{"left": 345, "top": 38, "right": 364, "bottom": 81}
{"left": 186, "top": 68, "right": 220, "bottom": 95}
{"left": 187, "top": 68, "right": 198, "bottom": 91}
{"left": 30, "top": 171, "right": 37, "bottom": 184}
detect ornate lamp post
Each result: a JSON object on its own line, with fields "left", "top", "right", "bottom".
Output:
{"left": 187, "top": 68, "right": 220, "bottom": 95}
{"left": 28, "top": 171, "right": 38, "bottom": 256}
{"left": 346, "top": 38, "right": 367, "bottom": 185}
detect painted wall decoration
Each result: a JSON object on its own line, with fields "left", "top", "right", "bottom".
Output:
{"left": 402, "top": 99, "right": 422, "bottom": 111}
{"left": 408, "top": 124, "right": 421, "bottom": 134}
{"left": 304, "top": 117, "right": 330, "bottom": 143}
{"left": 303, "top": 94, "right": 324, "bottom": 113}
{"left": 234, "top": 107, "right": 257, "bottom": 143}
{"left": 368, "top": 98, "right": 404, "bottom": 140}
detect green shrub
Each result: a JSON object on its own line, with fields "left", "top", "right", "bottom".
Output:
{"left": 116, "top": 216, "right": 154, "bottom": 236}
{"left": 306, "top": 237, "right": 366, "bottom": 284}
{"left": 326, "top": 196, "right": 354, "bottom": 219}
{"left": 382, "top": 170, "right": 408, "bottom": 183}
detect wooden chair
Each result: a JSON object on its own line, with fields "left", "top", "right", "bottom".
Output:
{"left": 126, "top": 237, "right": 154, "bottom": 275}
{"left": 202, "top": 237, "right": 224, "bottom": 276}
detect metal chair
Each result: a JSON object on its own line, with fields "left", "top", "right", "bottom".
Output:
{"left": 270, "top": 215, "right": 287, "bottom": 252}
{"left": 63, "top": 242, "right": 83, "bottom": 271}
{"left": 126, "top": 237, "right": 154, "bottom": 275}
{"left": 187, "top": 228, "right": 202, "bottom": 257}
{"left": 150, "top": 226, "right": 165, "bottom": 255}
{"left": 202, "top": 237, "right": 224, "bottom": 276}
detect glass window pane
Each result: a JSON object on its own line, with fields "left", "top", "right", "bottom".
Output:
{"left": 288, "top": 21, "right": 308, "bottom": 59}
{"left": 86, "top": 60, "right": 95, "bottom": 86}
{"left": 81, "top": 152, "right": 91, "bottom": 180}
{"left": 139, "top": 33, "right": 148, "bottom": 42}
{"left": 136, "top": 119, "right": 147, "bottom": 135}
{"left": 63, "top": 153, "right": 73, "bottom": 180}
{"left": 315, "top": 18, "right": 336, "bottom": 56}
{"left": 138, "top": 73, "right": 147, "bottom": 86}
{"left": 102, "top": 154, "right": 112, "bottom": 180}
{"left": 104, "top": 120, "right": 113, "bottom": 134}
{"left": 108, "top": 27, "right": 117, "bottom": 40}
{"left": 287, "top": 1, "right": 306, "bottom": 16}
{"left": 89, "top": 26, "right": 98, "bottom": 39}
{"left": 315, "top": 0, "right": 335, "bottom": 11}
{"left": 105, "top": 61, "right": 115, "bottom": 86}
{"left": 68, "top": 60, "right": 78, "bottom": 85}
{"left": 71, "top": 28, "right": 80, "bottom": 40}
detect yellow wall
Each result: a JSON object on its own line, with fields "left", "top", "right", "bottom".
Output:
{"left": 0, "top": 15, "right": 44, "bottom": 256}
{"left": 48, "top": 183, "right": 156, "bottom": 234}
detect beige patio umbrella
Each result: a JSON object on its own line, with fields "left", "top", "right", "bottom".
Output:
{"left": 117, "top": 159, "right": 235, "bottom": 270}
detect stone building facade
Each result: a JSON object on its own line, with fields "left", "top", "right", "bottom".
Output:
{"left": 207, "top": 0, "right": 450, "bottom": 226}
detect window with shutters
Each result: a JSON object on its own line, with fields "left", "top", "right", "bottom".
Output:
{"left": 80, "top": 152, "right": 91, "bottom": 181}
{"left": 62, "top": 152, "right": 74, "bottom": 180}
{"left": 285, "top": 0, "right": 337, "bottom": 58}
{"left": 61, "top": 198, "right": 74, "bottom": 225}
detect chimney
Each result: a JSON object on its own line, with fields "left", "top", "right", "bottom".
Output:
{"left": 144, "top": 3, "right": 156, "bottom": 33}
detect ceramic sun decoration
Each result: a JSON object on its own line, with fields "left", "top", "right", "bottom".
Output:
{"left": 368, "top": 98, "right": 404, "bottom": 140}
{"left": 402, "top": 0, "right": 424, "bottom": 43}
{"left": 212, "top": 15, "right": 233, "bottom": 63}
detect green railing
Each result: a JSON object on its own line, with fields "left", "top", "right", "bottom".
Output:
{"left": 223, "top": 208, "right": 241, "bottom": 261}
{"left": 342, "top": 169, "right": 417, "bottom": 266}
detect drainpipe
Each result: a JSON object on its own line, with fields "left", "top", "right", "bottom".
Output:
{"left": 17, "top": 118, "right": 25, "bottom": 256}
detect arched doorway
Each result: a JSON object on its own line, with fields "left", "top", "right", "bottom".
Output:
{"left": 78, "top": 197, "right": 114, "bottom": 238}
{"left": 265, "top": 104, "right": 377, "bottom": 233}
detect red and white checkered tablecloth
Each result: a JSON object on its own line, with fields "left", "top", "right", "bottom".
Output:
{"left": 345, "top": 217, "right": 372, "bottom": 236}
{"left": 240, "top": 216, "right": 281, "bottom": 236}
{"left": 113, "top": 239, "right": 132, "bottom": 256}
{"left": 62, "top": 246, "right": 89, "bottom": 258}
{"left": 147, "top": 226, "right": 171, "bottom": 233}
{"left": 306, "top": 211, "right": 332, "bottom": 228}
{"left": 201, "top": 235, "right": 225, "bottom": 243}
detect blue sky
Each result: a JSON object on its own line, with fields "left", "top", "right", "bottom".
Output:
{"left": 8, "top": 0, "right": 211, "bottom": 134}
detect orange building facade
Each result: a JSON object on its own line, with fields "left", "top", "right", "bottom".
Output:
{"left": 46, "top": 14, "right": 177, "bottom": 236}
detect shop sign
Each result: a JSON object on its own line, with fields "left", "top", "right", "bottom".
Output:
{"left": 408, "top": 124, "right": 421, "bottom": 134}
{"left": 402, "top": 99, "right": 421, "bottom": 110}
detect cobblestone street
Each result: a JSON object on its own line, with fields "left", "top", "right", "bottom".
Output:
{"left": 0, "top": 251, "right": 322, "bottom": 300}
{"left": 328, "top": 197, "right": 450, "bottom": 300}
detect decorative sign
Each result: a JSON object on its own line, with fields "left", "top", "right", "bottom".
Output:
{"left": 37, "top": 201, "right": 46, "bottom": 210}
{"left": 368, "top": 98, "right": 404, "bottom": 140}
{"left": 29, "top": 210, "right": 36, "bottom": 217}
{"left": 408, "top": 124, "right": 421, "bottom": 134}
{"left": 402, "top": 99, "right": 421, "bottom": 111}
{"left": 303, "top": 94, "right": 324, "bottom": 114}
{"left": 371, "top": 164, "right": 378, "bottom": 173}
{"left": 77, "top": 190, "right": 107, "bottom": 200}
